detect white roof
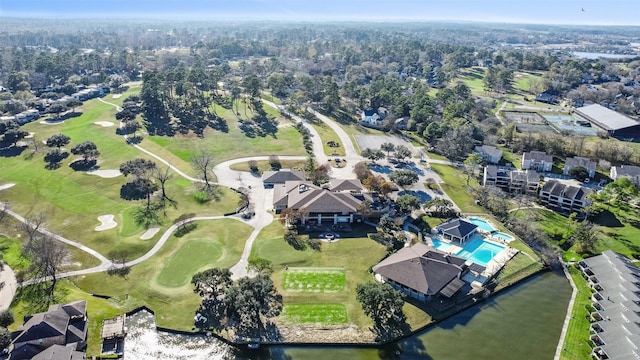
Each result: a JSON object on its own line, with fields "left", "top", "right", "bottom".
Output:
{"left": 576, "top": 104, "right": 640, "bottom": 131}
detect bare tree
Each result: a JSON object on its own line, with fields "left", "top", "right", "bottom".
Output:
{"left": 0, "top": 202, "right": 10, "bottom": 224}
{"left": 191, "top": 146, "right": 215, "bottom": 190}
{"left": 23, "top": 234, "right": 68, "bottom": 299}
{"left": 18, "top": 212, "right": 47, "bottom": 245}
{"left": 154, "top": 166, "right": 177, "bottom": 211}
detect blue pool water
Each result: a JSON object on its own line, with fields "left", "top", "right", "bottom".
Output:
{"left": 468, "top": 217, "right": 496, "bottom": 232}
{"left": 492, "top": 231, "right": 514, "bottom": 242}
{"left": 431, "top": 235, "right": 506, "bottom": 266}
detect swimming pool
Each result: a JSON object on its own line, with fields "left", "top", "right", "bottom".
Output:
{"left": 431, "top": 235, "right": 506, "bottom": 266}
{"left": 492, "top": 232, "right": 514, "bottom": 242}
{"left": 468, "top": 217, "right": 496, "bottom": 232}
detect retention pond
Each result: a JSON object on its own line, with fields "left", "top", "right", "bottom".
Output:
{"left": 125, "top": 271, "right": 571, "bottom": 360}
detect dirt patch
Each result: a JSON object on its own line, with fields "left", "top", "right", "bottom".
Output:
{"left": 273, "top": 323, "right": 375, "bottom": 343}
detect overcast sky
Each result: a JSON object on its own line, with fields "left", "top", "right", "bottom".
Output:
{"left": 0, "top": 0, "right": 638, "bottom": 26}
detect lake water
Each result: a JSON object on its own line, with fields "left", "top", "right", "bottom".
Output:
{"left": 126, "top": 271, "right": 572, "bottom": 360}
{"left": 572, "top": 51, "right": 637, "bottom": 59}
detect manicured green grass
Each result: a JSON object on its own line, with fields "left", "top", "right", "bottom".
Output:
{"left": 309, "top": 122, "right": 346, "bottom": 156}
{"left": 514, "top": 72, "right": 543, "bottom": 94}
{"left": 0, "top": 96, "right": 240, "bottom": 265}
{"left": 457, "top": 67, "right": 486, "bottom": 95}
{"left": 229, "top": 159, "right": 306, "bottom": 174}
{"left": 280, "top": 304, "right": 348, "bottom": 324}
{"left": 430, "top": 164, "right": 485, "bottom": 213}
{"left": 283, "top": 267, "right": 346, "bottom": 292}
{"left": 425, "top": 151, "right": 448, "bottom": 161}
{"left": 559, "top": 267, "right": 594, "bottom": 360}
{"left": 0, "top": 235, "right": 30, "bottom": 271}
{"left": 250, "top": 221, "right": 386, "bottom": 328}
{"left": 72, "top": 219, "right": 252, "bottom": 334}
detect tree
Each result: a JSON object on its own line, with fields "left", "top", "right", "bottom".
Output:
{"left": 65, "top": 98, "right": 82, "bottom": 113}
{"left": 394, "top": 145, "right": 412, "bottom": 163}
{"left": 395, "top": 194, "right": 421, "bottom": 215}
{"left": 424, "top": 197, "right": 457, "bottom": 218}
{"left": 572, "top": 221, "right": 599, "bottom": 254}
{"left": 154, "top": 166, "right": 176, "bottom": 210}
{"left": 23, "top": 233, "right": 68, "bottom": 299}
{"left": 120, "top": 158, "right": 157, "bottom": 178}
{"left": 0, "top": 328, "right": 10, "bottom": 350}
{"left": 192, "top": 268, "right": 233, "bottom": 330}
{"left": 45, "top": 133, "right": 71, "bottom": 148}
{"left": 248, "top": 257, "right": 273, "bottom": 275}
{"left": 568, "top": 166, "right": 589, "bottom": 182}
{"left": 44, "top": 148, "right": 69, "bottom": 169}
{"left": 120, "top": 158, "right": 158, "bottom": 211}
{"left": 463, "top": 153, "right": 483, "bottom": 185}
{"left": 356, "top": 282, "right": 406, "bottom": 338}
{"left": 311, "top": 164, "right": 331, "bottom": 185}
{"left": 389, "top": 169, "right": 419, "bottom": 189}
{"left": 70, "top": 141, "right": 99, "bottom": 163}
{"left": 190, "top": 146, "right": 215, "bottom": 190}
{"left": 354, "top": 161, "right": 373, "bottom": 181}
{"left": 1, "top": 128, "right": 28, "bottom": 147}
{"left": 0, "top": 119, "right": 18, "bottom": 135}
{"left": 0, "top": 309, "right": 14, "bottom": 328}
{"left": 362, "top": 148, "right": 384, "bottom": 163}
{"left": 48, "top": 102, "right": 67, "bottom": 119}
{"left": 123, "top": 120, "right": 142, "bottom": 138}
{"left": 380, "top": 142, "right": 395, "bottom": 157}
{"left": 225, "top": 274, "right": 283, "bottom": 337}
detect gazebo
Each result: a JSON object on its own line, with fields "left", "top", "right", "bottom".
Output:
{"left": 437, "top": 218, "right": 478, "bottom": 245}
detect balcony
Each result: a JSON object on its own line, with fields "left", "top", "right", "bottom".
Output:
{"left": 591, "top": 323, "right": 604, "bottom": 333}
{"left": 592, "top": 347, "right": 610, "bottom": 360}
{"left": 590, "top": 334, "right": 605, "bottom": 346}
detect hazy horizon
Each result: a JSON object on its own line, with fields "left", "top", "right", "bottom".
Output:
{"left": 1, "top": 0, "right": 640, "bottom": 26}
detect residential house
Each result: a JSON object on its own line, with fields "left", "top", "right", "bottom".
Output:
{"left": 372, "top": 243, "right": 467, "bottom": 301}
{"left": 535, "top": 91, "right": 556, "bottom": 104}
{"left": 360, "top": 107, "right": 388, "bottom": 127}
{"left": 31, "top": 345, "right": 85, "bottom": 360}
{"left": 436, "top": 218, "right": 478, "bottom": 244}
{"left": 563, "top": 156, "right": 597, "bottom": 178}
{"left": 10, "top": 300, "right": 88, "bottom": 360}
{"left": 522, "top": 151, "right": 553, "bottom": 172}
{"left": 578, "top": 251, "right": 640, "bottom": 360}
{"left": 272, "top": 180, "right": 364, "bottom": 224}
{"left": 610, "top": 165, "right": 640, "bottom": 185}
{"left": 539, "top": 180, "right": 593, "bottom": 214}
{"left": 14, "top": 109, "right": 40, "bottom": 125}
{"left": 261, "top": 169, "right": 306, "bottom": 188}
{"left": 474, "top": 145, "right": 503, "bottom": 164}
{"left": 483, "top": 165, "right": 539, "bottom": 195}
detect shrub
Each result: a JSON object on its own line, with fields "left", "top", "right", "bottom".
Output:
{"left": 193, "top": 191, "right": 210, "bottom": 204}
{"left": 0, "top": 310, "right": 13, "bottom": 328}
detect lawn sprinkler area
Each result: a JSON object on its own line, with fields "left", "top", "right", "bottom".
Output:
{"left": 283, "top": 267, "right": 346, "bottom": 292}
{"left": 280, "top": 304, "right": 349, "bottom": 325}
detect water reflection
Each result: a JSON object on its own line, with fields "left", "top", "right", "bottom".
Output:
{"left": 125, "top": 310, "right": 230, "bottom": 360}
{"left": 125, "top": 272, "right": 571, "bottom": 360}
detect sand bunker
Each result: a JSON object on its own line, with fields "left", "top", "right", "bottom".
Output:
{"left": 140, "top": 226, "right": 160, "bottom": 240}
{"left": 40, "top": 119, "right": 65, "bottom": 125}
{"left": 24, "top": 132, "right": 35, "bottom": 139}
{"left": 95, "top": 214, "right": 117, "bottom": 231}
{"left": 87, "top": 169, "right": 121, "bottom": 178}
{"left": 112, "top": 94, "right": 122, "bottom": 99}
{"left": 0, "top": 183, "right": 16, "bottom": 191}
{"left": 94, "top": 121, "right": 115, "bottom": 127}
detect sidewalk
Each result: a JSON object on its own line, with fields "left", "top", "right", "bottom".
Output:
{"left": 0, "top": 266, "right": 17, "bottom": 310}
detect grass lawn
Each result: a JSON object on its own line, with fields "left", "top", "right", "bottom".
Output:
{"left": 283, "top": 267, "right": 346, "bottom": 292}
{"left": 456, "top": 67, "right": 486, "bottom": 95}
{"left": 149, "top": 102, "right": 306, "bottom": 164}
{"left": 309, "top": 122, "right": 346, "bottom": 156}
{"left": 280, "top": 304, "right": 348, "bottom": 325}
{"left": 229, "top": 159, "right": 306, "bottom": 174}
{"left": 250, "top": 221, "right": 386, "bottom": 328}
{"left": 514, "top": 71, "right": 543, "bottom": 94}
{"left": 0, "top": 96, "right": 241, "bottom": 265}
{"left": 71, "top": 218, "right": 252, "bottom": 335}
{"left": 429, "top": 164, "right": 484, "bottom": 213}
{"left": 559, "top": 266, "right": 594, "bottom": 360}
{"left": 498, "top": 146, "right": 521, "bottom": 169}
{"left": 424, "top": 151, "right": 448, "bottom": 161}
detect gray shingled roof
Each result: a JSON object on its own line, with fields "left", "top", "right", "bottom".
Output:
{"left": 581, "top": 251, "right": 640, "bottom": 360}
{"left": 373, "top": 244, "right": 466, "bottom": 296}
{"left": 262, "top": 169, "right": 306, "bottom": 184}
{"left": 565, "top": 156, "right": 596, "bottom": 171}
{"left": 475, "top": 145, "right": 503, "bottom": 158}
{"left": 437, "top": 218, "right": 478, "bottom": 239}
{"left": 32, "top": 344, "right": 84, "bottom": 360}
{"left": 614, "top": 165, "right": 640, "bottom": 177}
{"left": 329, "top": 179, "right": 364, "bottom": 192}
{"left": 542, "top": 180, "right": 592, "bottom": 201}
{"left": 576, "top": 104, "right": 640, "bottom": 131}
{"left": 523, "top": 151, "right": 553, "bottom": 162}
